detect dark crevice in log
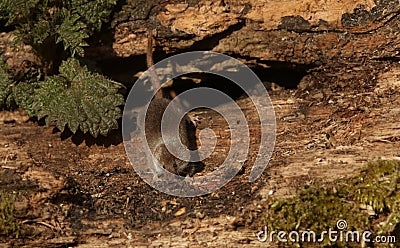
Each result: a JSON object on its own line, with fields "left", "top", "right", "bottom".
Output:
{"left": 371, "top": 56, "right": 400, "bottom": 62}
{"left": 97, "top": 55, "right": 147, "bottom": 86}
{"left": 170, "top": 73, "right": 246, "bottom": 103}
{"left": 273, "top": 9, "right": 400, "bottom": 35}
{"left": 252, "top": 62, "right": 315, "bottom": 89}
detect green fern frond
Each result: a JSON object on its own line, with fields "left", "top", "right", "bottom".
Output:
{"left": 56, "top": 11, "right": 88, "bottom": 57}
{"left": 0, "top": 0, "right": 122, "bottom": 137}
{"left": 33, "top": 58, "right": 124, "bottom": 137}
{"left": 71, "top": 0, "right": 117, "bottom": 31}
{"left": 0, "top": 0, "right": 117, "bottom": 70}
{"left": 12, "top": 81, "right": 39, "bottom": 116}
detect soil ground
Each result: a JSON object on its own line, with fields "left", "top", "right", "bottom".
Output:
{"left": 1, "top": 60, "right": 400, "bottom": 247}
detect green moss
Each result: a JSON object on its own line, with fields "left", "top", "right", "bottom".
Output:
{"left": 266, "top": 160, "right": 399, "bottom": 247}
{"left": 0, "top": 192, "right": 20, "bottom": 238}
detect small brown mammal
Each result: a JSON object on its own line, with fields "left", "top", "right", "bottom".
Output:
{"left": 144, "top": 30, "right": 203, "bottom": 176}
{"left": 145, "top": 97, "right": 200, "bottom": 176}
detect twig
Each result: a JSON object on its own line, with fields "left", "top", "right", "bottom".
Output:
{"left": 146, "top": 29, "right": 163, "bottom": 99}
{"left": 22, "top": 220, "right": 57, "bottom": 231}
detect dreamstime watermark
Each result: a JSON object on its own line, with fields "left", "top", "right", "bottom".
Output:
{"left": 122, "top": 51, "right": 276, "bottom": 197}
{"left": 256, "top": 220, "right": 397, "bottom": 244}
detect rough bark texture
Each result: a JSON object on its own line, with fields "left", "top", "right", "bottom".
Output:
{"left": 111, "top": 0, "right": 400, "bottom": 67}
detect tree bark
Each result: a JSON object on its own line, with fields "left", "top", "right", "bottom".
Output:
{"left": 111, "top": 0, "right": 400, "bottom": 67}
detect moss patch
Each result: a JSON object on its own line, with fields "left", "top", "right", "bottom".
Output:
{"left": 0, "top": 192, "right": 20, "bottom": 238}
{"left": 265, "top": 160, "right": 399, "bottom": 247}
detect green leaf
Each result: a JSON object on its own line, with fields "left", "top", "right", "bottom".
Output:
{"left": 13, "top": 81, "right": 39, "bottom": 116}
{"left": 1, "top": 0, "right": 116, "bottom": 69}
{"left": 32, "top": 58, "right": 124, "bottom": 137}
{"left": 56, "top": 11, "right": 88, "bottom": 57}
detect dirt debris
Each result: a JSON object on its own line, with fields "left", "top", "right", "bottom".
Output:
{"left": 0, "top": 60, "right": 399, "bottom": 246}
